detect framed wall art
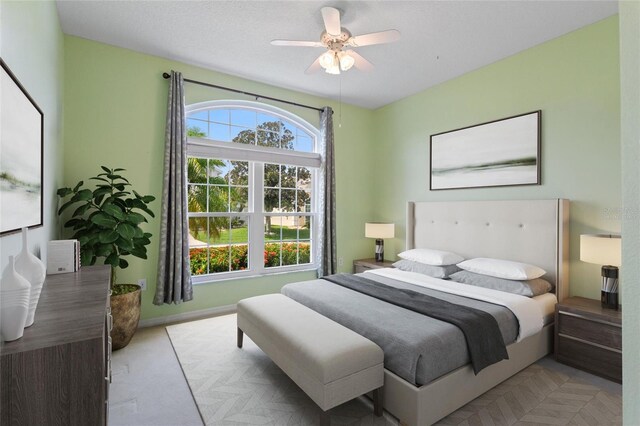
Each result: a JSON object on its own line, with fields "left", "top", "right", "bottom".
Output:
{"left": 430, "top": 111, "right": 541, "bottom": 190}
{"left": 1, "top": 58, "right": 44, "bottom": 236}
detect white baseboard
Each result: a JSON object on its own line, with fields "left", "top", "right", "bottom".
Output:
{"left": 139, "top": 304, "right": 237, "bottom": 328}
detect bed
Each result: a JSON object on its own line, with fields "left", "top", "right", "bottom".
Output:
{"left": 282, "top": 199, "right": 570, "bottom": 425}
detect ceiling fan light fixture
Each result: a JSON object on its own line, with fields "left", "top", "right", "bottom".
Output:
{"left": 319, "top": 51, "right": 335, "bottom": 70}
{"left": 325, "top": 63, "right": 341, "bottom": 75}
{"left": 338, "top": 51, "right": 355, "bottom": 71}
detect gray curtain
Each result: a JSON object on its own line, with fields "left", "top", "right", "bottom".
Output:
{"left": 154, "top": 70, "right": 193, "bottom": 305}
{"left": 318, "top": 107, "right": 337, "bottom": 277}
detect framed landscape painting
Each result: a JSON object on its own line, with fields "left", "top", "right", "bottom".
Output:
{"left": 1, "top": 59, "right": 44, "bottom": 236}
{"left": 430, "top": 111, "right": 541, "bottom": 190}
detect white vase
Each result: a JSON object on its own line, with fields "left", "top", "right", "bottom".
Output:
{"left": 15, "top": 227, "right": 46, "bottom": 327}
{"left": 1, "top": 256, "right": 31, "bottom": 341}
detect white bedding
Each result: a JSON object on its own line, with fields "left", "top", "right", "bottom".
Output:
{"left": 367, "top": 268, "right": 552, "bottom": 341}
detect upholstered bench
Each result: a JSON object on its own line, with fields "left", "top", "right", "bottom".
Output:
{"left": 237, "top": 294, "right": 384, "bottom": 425}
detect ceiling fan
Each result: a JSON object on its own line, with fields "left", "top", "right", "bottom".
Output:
{"left": 271, "top": 6, "right": 400, "bottom": 75}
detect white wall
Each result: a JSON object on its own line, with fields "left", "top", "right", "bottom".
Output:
{"left": 0, "top": 1, "right": 65, "bottom": 267}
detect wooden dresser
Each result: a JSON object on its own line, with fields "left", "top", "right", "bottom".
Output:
{"left": 554, "top": 296, "right": 622, "bottom": 383}
{"left": 1, "top": 265, "right": 112, "bottom": 425}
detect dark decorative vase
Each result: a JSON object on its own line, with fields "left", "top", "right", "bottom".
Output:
{"left": 110, "top": 285, "right": 141, "bottom": 350}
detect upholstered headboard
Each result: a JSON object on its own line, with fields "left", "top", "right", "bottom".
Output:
{"left": 406, "top": 199, "right": 570, "bottom": 301}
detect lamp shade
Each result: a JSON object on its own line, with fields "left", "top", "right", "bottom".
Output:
{"left": 365, "top": 223, "right": 395, "bottom": 239}
{"left": 580, "top": 234, "right": 621, "bottom": 267}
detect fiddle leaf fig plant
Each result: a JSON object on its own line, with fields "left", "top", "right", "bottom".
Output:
{"left": 57, "top": 166, "right": 155, "bottom": 292}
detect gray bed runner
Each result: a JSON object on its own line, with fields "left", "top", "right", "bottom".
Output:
{"left": 322, "top": 273, "right": 509, "bottom": 375}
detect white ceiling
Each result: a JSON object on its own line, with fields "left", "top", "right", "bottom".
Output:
{"left": 56, "top": 1, "right": 618, "bottom": 109}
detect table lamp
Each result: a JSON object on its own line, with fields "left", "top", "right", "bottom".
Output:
{"left": 580, "top": 234, "right": 621, "bottom": 310}
{"left": 365, "top": 223, "right": 395, "bottom": 262}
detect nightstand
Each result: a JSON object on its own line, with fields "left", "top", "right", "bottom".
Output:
{"left": 353, "top": 258, "right": 394, "bottom": 274}
{"left": 555, "top": 296, "right": 622, "bottom": 383}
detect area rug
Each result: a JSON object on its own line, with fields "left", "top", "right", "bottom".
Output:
{"left": 166, "top": 314, "right": 622, "bottom": 426}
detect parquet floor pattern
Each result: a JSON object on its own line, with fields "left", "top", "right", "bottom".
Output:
{"left": 436, "top": 364, "right": 621, "bottom": 426}
{"left": 167, "top": 314, "right": 621, "bottom": 426}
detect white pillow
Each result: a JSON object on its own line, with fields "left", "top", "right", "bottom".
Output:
{"left": 457, "top": 258, "right": 546, "bottom": 280}
{"left": 397, "top": 248, "right": 464, "bottom": 266}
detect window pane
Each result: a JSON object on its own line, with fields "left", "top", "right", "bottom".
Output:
{"left": 230, "top": 244, "right": 248, "bottom": 271}
{"left": 265, "top": 216, "right": 281, "bottom": 241}
{"left": 208, "top": 246, "right": 230, "bottom": 273}
{"left": 189, "top": 247, "right": 208, "bottom": 276}
{"left": 208, "top": 159, "right": 229, "bottom": 183}
{"left": 297, "top": 216, "right": 312, "bottom": 240}
{"left": 297, "top": 190, "right": 310, "bottom": 212}
{"left": 230, "top": 215, "right": 249, "bottom": 271}
{"left": 297, "top": 133, "right": 313, "bottom": 152}
{"left": 209, "top": 216, "right": 231, "bottom": 245}
{"left": 208, "top": 186, "right": 229, "bottom": 212}
{"left": 297, "top": 167, "right": 312, "bottom": 187}
{"left": 186, "top": 119, "right": 208, "bottom": 138}
{"left": 281, "top": 216, "right": 299, "bottom": 241}
{"left": 263, "top": 188, "right": 279, "bottom": 212}
{"left": 264, "top": 164, "right": 280, "bottom": 187}
{"left": 210, "top": 123, "right": 230, "bottom": 142}
{"left": 282, "top": 121, "right": 296, "bottom": 137}
{"left": 187, "top": 185, "right": 207, "bottom": 212}
{"left": 257, "top": 113, "right": 279, "bottom": 125}
{"left": 281, "top": 242, "right": 298, "bottom": 266}
{"left": 280, "top": 129, "right": 295, "bottom": 150}
{"left": 231, "top": 125, "right": 253, "bottom": 144}
{"left": 280, "top": 165, "right": 296, "bottom": 188}
{"left": 279, "top": 189, "right": 296, "bottom": 213}
{"left": 188, "top": 110, "right": 208, "bottom": 121}
{"left": 228, "top": 161, "right": 249, "bottom": 185}
{"left": 299, "top": 241, "right": 311, "bottom": 264}
{"left": 230, "top": 187, "right": 248, "bottom": 212}
{"left": 264, "top": 242, "right": 281, "bottom": 268}
{"left": 257, "top": 129, "right": 280, "bottom": 148}
{"left": 188, "top": 217, "right": 208, "bottom": 247}
{"left": 230, "top": 109, "right": 256, "bottom": 128}
{"left": 187, "top": 158, "right": 207, "bottom": 184}
{"left": 210, "top": 109, "right": 229, "bottom": 124}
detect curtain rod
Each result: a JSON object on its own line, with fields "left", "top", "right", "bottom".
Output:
{"left": 162, "top": 72, "right": 325, "bottom": 113}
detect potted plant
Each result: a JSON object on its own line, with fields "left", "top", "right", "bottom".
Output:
{"left": 57, "top": 166, "right": 155, "bottom": 350}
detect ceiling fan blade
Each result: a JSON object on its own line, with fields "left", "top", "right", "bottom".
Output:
{"left": 271, "top": 40, "right": 323, "bottom": 47}
{"left": 305, "top": 55, "right": 323, "bottom": 74}
{"left": 348, "top": 29, "right": 401, "bottom": 47}
{"left": 321, "top": 7, "right": 341, "bottom": 36}
{"left": 346, "top": 50, "right": 374, "bottom": 72}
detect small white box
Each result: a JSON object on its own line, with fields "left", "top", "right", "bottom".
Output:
{"left": 47, "top": 240, "right": 80, "bottom": 274}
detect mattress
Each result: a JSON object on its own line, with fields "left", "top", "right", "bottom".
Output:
{"left": 281, "top": 268, "right": 554, "bottom": 386}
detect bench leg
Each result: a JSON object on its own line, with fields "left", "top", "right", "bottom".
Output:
{"left": 237, "top": 327, "right": 243, "bottom": 348}
{"left": 373, "top": 387, "right": 383, "bottom": 417}
{"left": 319, "top": 409, "right": 330, "bottom": 426}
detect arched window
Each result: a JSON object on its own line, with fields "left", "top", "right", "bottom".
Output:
{"left": 185, "top": 100, "right": 321, "bottom": 281}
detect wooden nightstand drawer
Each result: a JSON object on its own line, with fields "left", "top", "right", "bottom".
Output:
{"left": 353, "top": 258, "right": 394, "bottom": 274}
{"left": 556, "top": 335, "right": 622, "bottom": 382}
{"left": 554, "top": 297, "right": 622, "bottom": 383}
{"left": 354, "top": 265, "right": 372, "bottom": 274}
{"left": 557, "top": 311, "right": 621, "bottom": 350}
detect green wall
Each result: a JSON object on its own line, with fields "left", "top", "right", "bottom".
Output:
{"left": 371, "top": 16, "right": 621, "bottom": 301}
{"left": 0, "top": 1, "right": 65, "bottom": 270}
{"left": 63, "top": 36, "right": 376, "bottom": 321}
{"left": 63, "top": 17, "right": 621, "bottom": 320}
{"left": 619, "top": 1, "right": 640, "bottom": 423}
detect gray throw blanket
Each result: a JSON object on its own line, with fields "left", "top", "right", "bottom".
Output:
{"left": 322, "top": 273, "right": 509, "bottom": 374}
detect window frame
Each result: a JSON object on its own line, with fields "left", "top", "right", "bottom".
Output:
{"left": 185, "top": 100, "right": 321, "bottom": 283}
